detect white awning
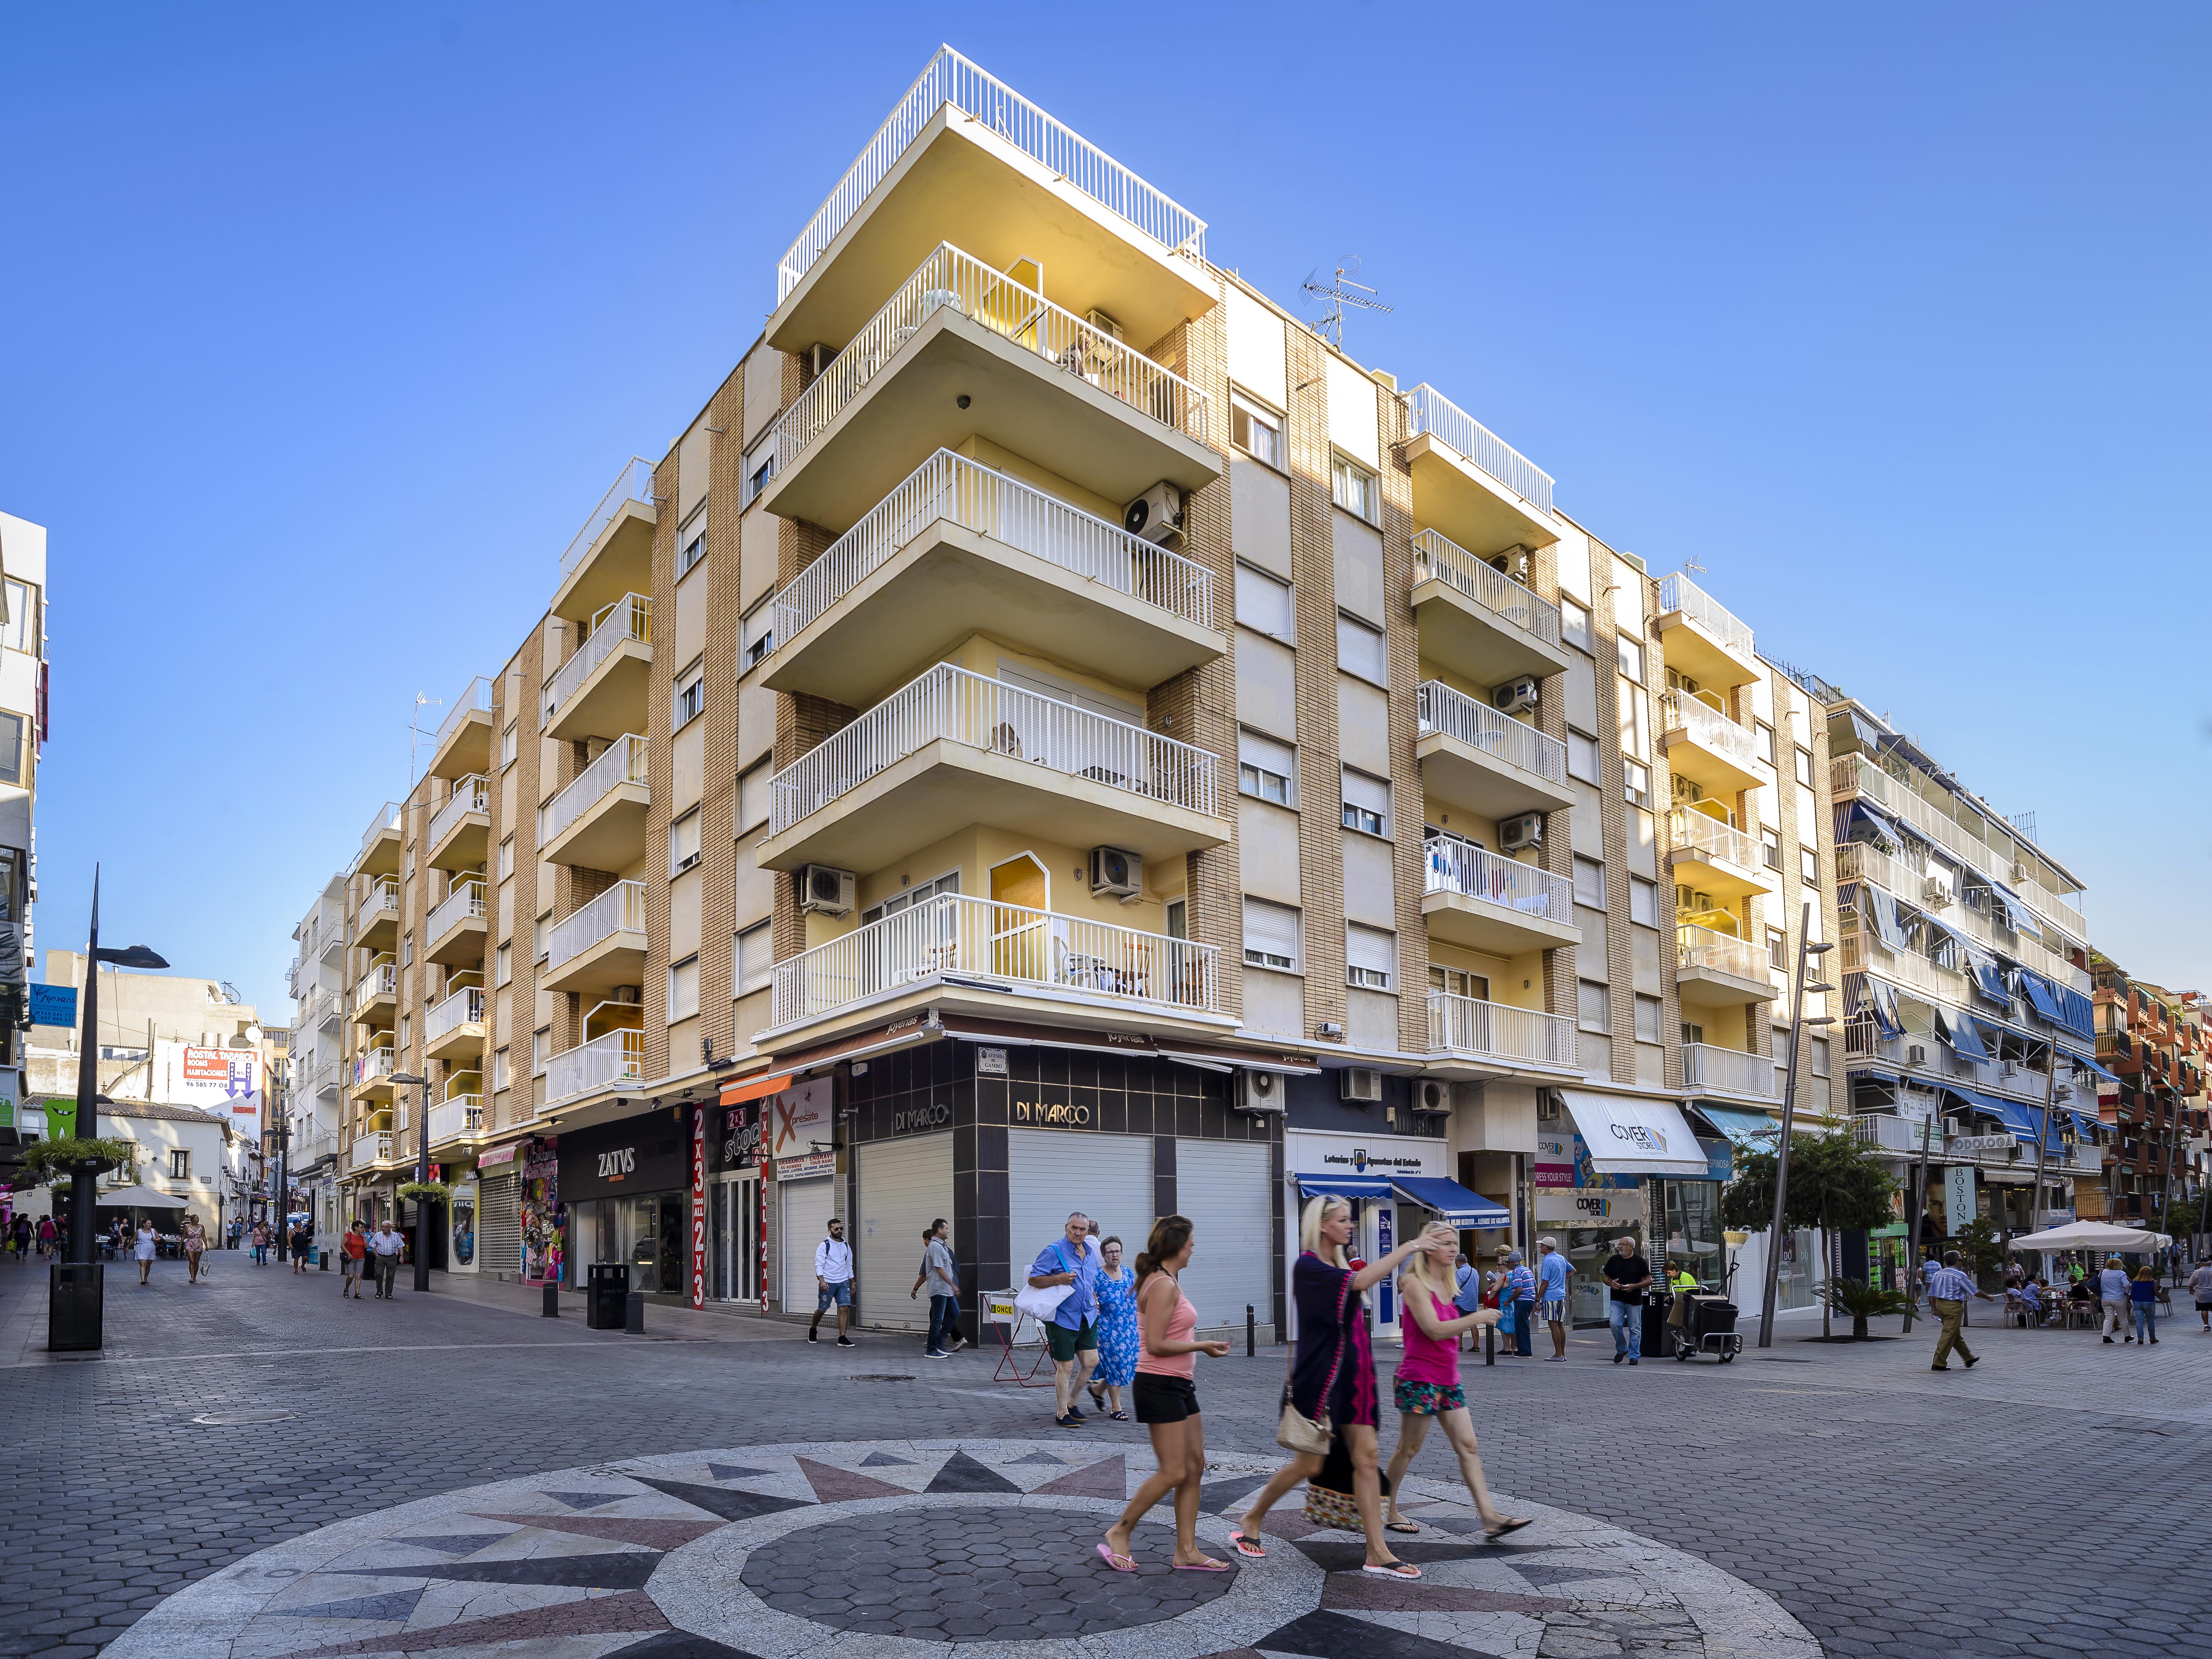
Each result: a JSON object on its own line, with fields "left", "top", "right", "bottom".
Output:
{"left": 1560, "top": 1090, "right": 1710, "bottom": 1177}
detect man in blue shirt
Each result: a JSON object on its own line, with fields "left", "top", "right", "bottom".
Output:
{"left": 1027, "top": 1211, "right": 1101, "bottom": 1427}
{"left": 1926, "top": 1250, "right": 1993, "bottom": 1371}
{"left": 1535, "top": 1237, "right": 1572, "bottom": 1361}
{"left": 1501, "top": 1249, "right": 1537, "bottom": 1357}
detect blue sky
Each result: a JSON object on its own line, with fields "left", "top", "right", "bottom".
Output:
{"left": 3, "top": 3, "right": 2207, "bottom": 1014}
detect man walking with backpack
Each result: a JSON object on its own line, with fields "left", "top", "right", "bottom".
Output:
{"left": 808, "top": 1218, "right": 856, "bottom": 1347}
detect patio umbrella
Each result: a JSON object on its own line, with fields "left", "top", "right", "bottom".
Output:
{"left": 2005, "top": 1220, "right": 2171, "bottom": 1253}
{"left": 92, "top": 1185, "right": 189, "bottom": 1210}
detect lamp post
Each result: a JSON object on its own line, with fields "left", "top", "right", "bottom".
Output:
{"left": 391, "top": 1071, "right": 430, "bottom": 1292}
{"left": 1756, "top": 900, "right": 1835, "bottom": 1350}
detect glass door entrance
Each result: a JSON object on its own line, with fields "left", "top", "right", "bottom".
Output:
{"left": 710, "top": 1174, "right": 762, "bottom": 1304}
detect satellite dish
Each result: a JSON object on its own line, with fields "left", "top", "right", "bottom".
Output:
{"left": 245, "top": 1025, "right": 264, "bottom": 1044}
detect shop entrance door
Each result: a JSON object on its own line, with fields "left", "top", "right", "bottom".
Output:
{"left": 779, "top": 1176, "right": 835, "bottom": 1314}
{"left": 711, "top": 1174, "right": 761, "bottom": 1304}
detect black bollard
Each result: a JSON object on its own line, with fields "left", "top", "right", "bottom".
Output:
{"left": 1484, "top": 1319, "right": 1496, "bottom": 1366}
{"left": 543, "top": 1281, "right": 560, "bottom": 1318}
{"left": 1246, "top": 1304, "right": 1256, "bottom": 1357}
{"left": 625, "top": 1290, "right": 646, "bottom": 1334}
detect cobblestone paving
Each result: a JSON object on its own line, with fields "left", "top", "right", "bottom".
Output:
{"left": 3, "top": 1259, "right": 2209, "bottom": 1657}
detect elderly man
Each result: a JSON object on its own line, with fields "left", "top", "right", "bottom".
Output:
{"left": 1027, "top": 1210, "right": 1101, "bottom": 1428}
{"left": 1926, "top": 1249, "right": 1994, "bottom": 1370}
{"left": 1536, "top": 1237, "right": 1572, "bottom": 1361}
{"left": 1602, "top": 1236, "right": 1652, "bottom": 1365}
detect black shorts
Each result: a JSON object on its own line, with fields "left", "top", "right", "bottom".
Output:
{"left": 1133, "top": 1373, "right": 1199, "bottom": 1425}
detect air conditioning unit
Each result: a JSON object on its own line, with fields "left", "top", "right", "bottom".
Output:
{"left": 1943, "top": 1116, "right": 1966, "bottom": 1137}
{"left": 1084, "top": 307, "right": 1124, "bottom": 341}
{"left": 1487, "top": 544, "right": 1531, "bottom": 581}
{"left": 1921, "top": 878, "right": 1952, "bottom": 909}
{"left": 1493, "top": 677, "right": 1540, "bottom": 715}
{"left": 1417, "top": 1079, "right": 1452, "bottom": 1115}
{"left": 1089, "top": 846, "right": 1142, "bottom": 902}
{"left": 1537, "top": 1089, "right": 1564, "bottom": 1123}
{"left": 1340, "top": 1068, "right": 1384, "bottom": 1103}
{"left": 1500, "top": 812, "right": 1545, "bottom": 853}
{"left": 798, "top": 865, "right": 856, "bottom": 917}
{"left": 2011, "top": 861, "right": 2033, "bottom": 883}
{"left": 1123, "top": 481, "right": 1184, "bottom": 544}
{"left": 610, "top": 985, "right": 640, "bottom": 1004}
{"left": 809, "top": 342, "right": 835, "bottom": 378}
{"left": 1907, "top": 1044, "right": 1929, "bottom": 1067}
{"left": 1234, "top": 1069, "right": 1286, "bottom": 1114}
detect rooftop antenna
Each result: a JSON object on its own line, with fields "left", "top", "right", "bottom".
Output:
{"left": 1303, "top": 258, "right": 1390, "bottom": 350}
{"left": 1681, "top": 556, "right": 1708, "bottom": 575}
{"left": 408, "top": 692, "right": 441, "bottom": 790}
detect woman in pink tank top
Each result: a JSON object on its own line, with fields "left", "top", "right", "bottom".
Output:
{"left": 1098, "top": 1214, "right": 1231, "bottom": 1574}
{"left": 1381, "top": 1227, "right": 1532, "bottom": 1539}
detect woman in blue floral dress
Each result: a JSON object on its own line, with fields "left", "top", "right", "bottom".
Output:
{"left": 1088, "top": 1235, "right": 1138, "bottom": 1420}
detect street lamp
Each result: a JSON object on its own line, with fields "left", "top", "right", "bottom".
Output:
{"left": 1757, "top": 900, "right": 1835, "bottom": 1349}
{"left": 391, "top": 1071, "right": 430, "bottom": 1293}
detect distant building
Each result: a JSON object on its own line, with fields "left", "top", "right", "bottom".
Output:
{"left": 0, "top": 512, "right": 46, "bottom": 1193}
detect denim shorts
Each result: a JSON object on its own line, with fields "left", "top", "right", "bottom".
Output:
{"left": 817, "top": 1281, "right": 852, "bottom": 1310}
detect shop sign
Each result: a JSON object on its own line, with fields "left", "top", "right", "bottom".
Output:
{"left": 1535, "top": 1132, "right": 1575, "bottom": 1190}
{"left": 778, "top": 1150, "right": 835, "bottom": 1180}
{"left": 1012, "top": 1097, "right": 1091, "bottom": 1128}
{"left": 690, "top": 1106, "right": 707, "bottom": 1311}
{"left": 719, "top": 1103, "right": 764, "bottom": 1170}
{"left": 1943, "top": 1163, "right": 1976, "bottom": 1234}
{"left": 1306, "top": 1143, "right": 1427, "bottom": 1174}
{"left": 1700, "top": 1138, "right": 1732, "bottom": 1182}
{"left": 892, "top": 1101, "right": 951, "bottom": 1136}
{"left": 1534, "top": 1188, "right": 1645, "bottom": 1225}
{"left": 770, "top": 1080, "right": 833, "bottom": 1160}
{"left": 1948, "top": 1133, "right": 2016, "bottom": 1156}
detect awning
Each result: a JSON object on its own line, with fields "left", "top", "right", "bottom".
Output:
{"left": 1859, "top": 978, "right": 1905, "bottom": 1040}
{"left": 2053, "top": 985, "right": 2095, "bottom": 1041}
{"left": 1863, "top": 884, "right": 1910, "bottom": 951}
{"left": 2062, "top": 1048, "right": 2121, "bottom": 1086}
{"left": 1986, "top": 880, "right": 2042, "bottom": 940}
{"left": 476, "top": 1140, "right": 525, "bottom": 1169}
{"left": 1390, "top": 1176, "right": 1512, "bottom": 1229}
{"left": 2016, "top": 970, "right": 2064, "bottom": 1027}
{"left": 1292, "top": 1171, "right": 1393, "bottom": 1199}
{"left": 1936, "top": 1008, "right": 1989, "bottom": 1063}
{"left": 1560, "top": 1090, "right": 1711, "bottom": 1176}
{"left": 1843, "top": 800, "right": 1904, "bottom": 853}
{"left": 1690, "top": 1103, "right": 1782, "bottom": 1146}
{"left": 719, "top": 1070, "right": 794, "bottom": 1107}
{"left": 94, "top": 1184, "right": 189, "bottom": 1210}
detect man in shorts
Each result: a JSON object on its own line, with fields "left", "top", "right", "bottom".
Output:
{"left": 808, "top": 1218, "right": 855, "bottom": 1347}
{"left": 340, "top": 1220, "right": 367, "bottom": 1299}
{"left": 1027, "top": 1211, "right": 1101, "bottom": 1427}
{"left": 1535, "top": 1236, "right": 1571, "bottom": 1360}
{"left": 2187, "top": 1257, "right": 2212, "bottom": 1332}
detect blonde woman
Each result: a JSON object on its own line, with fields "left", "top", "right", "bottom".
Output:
{"left": 1230, "top": 1194, "right": 1446, "bottom": 1579}
{"left": 1382, "top": 1226, "right": 1532, "bottom": 1539}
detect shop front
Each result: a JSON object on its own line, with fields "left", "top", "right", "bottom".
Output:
{"left": 559, "top": 1114, "right": 686, "bottom": 1297}
{"left": 1540, "top": 1091, "right": 1715, "bottom": 1324}
{"left": 705, "top": 1091, "right": 768, "bottom": 1306}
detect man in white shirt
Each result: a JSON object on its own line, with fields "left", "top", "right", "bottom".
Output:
{"left": 2188, "top": 1257, "right": 2212, "bottom": 1332}
{"left": 370, "top": 1223, "right": 405, "bottom": 1300}
{"left": 808, "top": 1218, "right": 855, "bottom": 1348}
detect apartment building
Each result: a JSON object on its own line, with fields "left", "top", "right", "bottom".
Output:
{"left": 2089, "top": 960, "right": 2207, "bottom": 1228}
{"left": 319, "top": 46, "right": 1846, "bottom": 1334}
{"left": 285, "top": 873, "right": 349, "bottom": 1250}
{"left": 0, "top": 512, "right": 44, "bottom": 1144}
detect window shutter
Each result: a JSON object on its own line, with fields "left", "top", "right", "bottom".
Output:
{"left": 1240, "top": 729, "right": 1294, "bottom": 779}
{"left": 1341, "top": 767, "right": 1389, "bottom": 822}
{"left": 1346, "top": 923, "right": 1395, "bottom": 987}
{"left": 1242, "top": 898, "right": 1300, "bottom": 969}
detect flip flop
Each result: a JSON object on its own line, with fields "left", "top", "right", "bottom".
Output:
{"left": 1174, "top": 1557, "right": 1233, "bottom": 1572}
{"left": 1485, "top": 1517, "right": 1536, "bottom": 1539}
{"left": 1095, "top": 1543, "right": 1136, "bottom": 1573}
{"left": 1362, "top": 1561, "right": 1423, "bottom": 1580}
{"left": 1108, "top": 1410, "right": 1130, "bottom": 1421}
{"left": 1228, "top": 1530, "right": 1267, "bottom": 1559}
{"left": 1384, "top": 1520, "right": 1422, "bottom": 1534}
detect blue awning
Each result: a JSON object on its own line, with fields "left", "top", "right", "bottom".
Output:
{"left": 1967, "top": 949, "right": 2013, "bottom": 1011}
{"left": 1842, "top": 800, "right": 1904, "bottom": 853}
{"left": 1986, "top": 881, "right": 2042, "bottom": 940}
{"left": 1937, "top": 1008, "right": 1990, "bottom": 1063}
{"left": 1292, "top": 1171, "right": 1393, "bottom": 1199}
{"left": 2053, "top": 986, "right": 2095, "bottom": 1041}
{"left": 1857, "top": 977, "right": 1906, "bottom": 1039}
{"left": 1865, "top": 884, "right": 1910, "bottom": 951}
{"left": 2063, "top": 1047, "right": 2121, "bottom": 1086}
{"left": 1692, "top": 1104, "right": 1783, "bottom": 1146}
{"left": 2016, "top": 970, "right": 2075, "bottom": 1033}
{"left": 1390, "top": 1176, "right": 1512, "bottom": 1229}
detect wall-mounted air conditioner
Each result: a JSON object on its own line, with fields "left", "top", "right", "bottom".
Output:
{"left": 1907, "top": 1044, "right": 1929, "bottom": 1067}
{"left": 798, "top": 865, "right": 855, "bottom": 916}
{"left": 1234, "top": 1069, "right": 1286, "bottom": 1114}
{"left": 1500, "top": 812, "right": 1544, "bottom": 853}
{"left": 1921, "top": 879, "right": 1952, "bottom": 909}
{"left": 1493, "top": 677, "right": 1540, "bottom": 716}
{"left": 1340, "top": 1068, "right": 1383, "bottom": 1103}
{"left": 1084, "top": 307, "right": 1124, "bottom": 341}
{"left": 1123, "top": 482, "right": 1183, "bottom": 544}
{"left": 1089, "top": 846, "right": 1142, "bottom": 902}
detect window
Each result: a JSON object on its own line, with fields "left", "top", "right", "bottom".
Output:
{"left": 736, "top": 921, "right": 772, "bottom": 996}
{"left": 1331, "top": 455, "right": 1378, "bottom": 521}
{"left": 1573, "top": 856, "right": 1607, "bottom": 908}
{"left": 1341, "top": 767, "right": 1389, "bottom": 836}
{"left": 0, "top": 712, "right": 23, "bottom": 786}
{"left": 1634, "top": 994, "right": 1662, "bottom": 1043}
{"left": 1242, "top": 897, "right": 1301, "bottom": 972}
{"left": 1755, "top": 722, "right": 1776, "bottom": 766}
{"left": 3, "top": 579, "right": 35, "bottom": 654}
{"left": 1760, "top": 824, "right": 1782, "bottom": 871}
{"left": 669, "top": 808, "right": 702, "bottom": 876}
{"left": 1794, "top": 746, "right": 1813, "bottom": 787}
{"left": 533, "top": 1027, "right": 550, "bottom": 1076}
{"left": 1767, "top": 926, "right": 1789, "bottom": 971}
{"left": 1567, "top": 728, "right": 1599, "bottom": 783}
{"left": 860, "top": 869, "right": 958, "bottom": 926}
{"left": 1431, "top": 964, "right": 1489, "bottom": 1000}
{"left": 534, "top": 913, "right": 550, "bottom": 962}
{"left": 1562, "top": 599, "right": 1592, "bottom": 654}
{"left": 1683, "top": 1021, "right": 1705, "bottom": 1047}
{"left": 676, "top": 512, "right": 708, "bottom": 578}
{"left": 499, "top": 835, "right": 515, "bottom": 879}
{"left": 1230, "top": 393, "right": 1284, "bottom": 469}
{"left": 1346, "top": 923, "right": 1395, "bottom": 992}
{"left": 668, "top": 954, "right": 700, "bottom": 1021}
{"left": 1234, "top": 563, "right": 1293, "bottom": 640}
{"left": 500, "top": 722, "right": 517, "bottom": 769}
{"left": 1811, "top": 1035, "right": 1832, "bottom": 1079}
{"left": 673, "top": 657, "right": 706, "bottom": 727}
{"left": 398, "top": 1013, "right": 411, "bottom": 1059}
{"left": 1577, "top": 979, "right": 1612, "bottom": 1034}
{"left": 741, "top": 602, "right": 774, "bottom": 669}
{"left": 1336, "top": 613, "right": 1385, "bottom": 685}
{"left": 493, "top": 1048, "right": 510, "bottom": 1091}
{"left": 736, "top": 761, "right": 771, "bottom": 835}
{"left": 1616, "top": 633, "right": 1645, "bottom": 684}
{"left": 400, "top": 932, "right": 414, "bottom": 969}
{"left": 742, "top": 438, "right": 776, "bottom": 506}
{"left": 1238, "top": 729, "right": 1295, "bottom": 805}
{"left": 1165, "top": 899, "right": 1187, "bottom": 940}
{"left": 496, "top": 943, "right": 512, "bottom": 987}
{"left": 1629, "top": 875, "right": 1658, "bottom": 928}
{"left": 1800, "top": 847, "right": 1820, "bottom": 885}
{"left": 1623, "top": 758, "right": 1651, "bottom": 810}
{"left": 169, "top": 1149, "right": 190, "bottom": 1180}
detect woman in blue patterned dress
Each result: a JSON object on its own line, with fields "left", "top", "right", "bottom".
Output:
{"left": 1087, "top": 1234, "right": 1138, "bottom": 1420}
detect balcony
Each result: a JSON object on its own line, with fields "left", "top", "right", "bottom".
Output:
{"left": 311, "top": 1059, "right": 341, "bottom": 1100}
{"left": 425, "top": 986, "right": 485, "bottom": 1062}
{"left": 770, "top": 46, "right": 1210, "bottom": 358}
{"left": 1403, "top": 384, "right": 1557, "bottom": 558}
{"left": 766, "top": 449, "right": 1221, "bottom": 707}
{"left": 350, "top": 1043, "right": 395, "bottom": 1099}
{"left": 1676, "top": 923, "right": 1777, "bottom": 1007}
{"left": 354, "top": 801, "right": 402, "bottom": 877}
{"left": 760, "top": 664, "right": 1225, "bottom": 875}
{"left": 1421, "top": 836, "right": 1576, "bottom": 956}
{"left": 1851, "top": 1113, "right": 1935, "bottom": 1157}
{"left": 427, "top": 775, "right": 490, "bottom": 871}
{"left": 1678, "top": 1044, "right": 1779, "bottom": 1102}
{"left": 546, "top": 1028, "right": 646, "bottom": 1107}
{"left": 542, "top": 880, "right": 649, "bottom": 997}
{"left": 1408, "top": 530, "right": 1571, "bottom": 687}
{"left": 1413, "top": 681, "right": 1574, "bottom": 821}
{"left": 429, "top": 676, "right": 494, "bottom": 779}
{"left": 552, "top": 457, "right": 657, "bottom": 622}
{"left": 760, "top": 242, "right": 1218, "bottom": 537}
{"left": 540, "top": 736, "right": 650, "bottom": 871}
{"left": 543, "top": 594, "right": 653, "bottom": 741}
{"left": 354, "top": 877, "right": 401, "bottom": 950}
{"left": 770, "top": 893, "right": 1220, "bottom": 1036}
{"left": 426, "top": 879, "right": 487, "bottom": 966}
{"left": 1837, "top": 926, "right": 1970, "bottom": 1007}
{"left": 1654, "top": 572, "right": 1760, "bottom": 689}
{"left": 308, "top": 986, "right": 339, "bottom": 1032}
{"left": 351, "top": 956, "right": 398, "bottom": 1022}
{"left": 346, "top": 1131, "right": 393, "bottom": 1174}
{"left": 1669, "top": 808, "right": 1779, "bottom": 901}
{"left": 428, "top": 1095, "right": 485, "bottom": 1149}
{"left": 1659, "top": 689, "right": 1767, "bottom": 798}
{"left": 1425, "top": 990, "right": 1575, "bottom": 1074}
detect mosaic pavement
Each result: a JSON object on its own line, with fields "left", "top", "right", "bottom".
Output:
{"left": 105, "top": 1439, "right": 1820, "bottom": 1659}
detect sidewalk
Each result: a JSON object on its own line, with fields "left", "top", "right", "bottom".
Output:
{"left": 421, "top": 1270, "right": 812, "bottom": 1343}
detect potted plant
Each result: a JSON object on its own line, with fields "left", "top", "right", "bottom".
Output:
{"left": 396, "top": 1180, "right": 453, "bottom": 1205}
{"left": 1723, "top": 1130, "right": 1899, "bottom": 1338}
{"left": 1823, "top": 1277, "right": 1911, "bottom": 1340}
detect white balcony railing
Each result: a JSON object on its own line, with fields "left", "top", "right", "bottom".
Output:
{"left": 1657, "top": 572, "right": 1755, "bottom": 662}
{"left": 776, "top": 44, "right": 1206, "bottom": 299}
{"left": 1836, "top": 841, "right": 2089, "bottom": 994}
{"left": 1415, "top": 681, "right": 1568, "bottom": 785}
{"left": 1680, "top": 1043, "right": 1779, "bottom": 1099}
{"left": 428, "top": 1095, "right": 484, "bottom": 1146}
{"left": 546, "top": 1029, "right": 645, "bottom": 1105}
{"left": 351, "top": 959, "right": 397, "bottom": 1016}
{"left": 357, "top": 801, "right": 401, "bottom": 858}
{"left": 354, "top": 877, "right": 399, "bottom": 937}
{"left": 1670, "top": 809, "right": 1767, "bottom": 874}
{"left": 428, "top": 775, "right": 488, "bottom": 850}
{"left": 771, "top": 664, "right": 1216, "bottom": 836}
{"left": 352, "top": 1045, "right": 395, "bottom": 1089}
{"left": 542, "top": 594, "right": 652, "bottom": 730}
{"left": 346, "top": 1131, "right": 392, "bottom": 1173}
{"left": 307, "top": 986, "right": 339, "bottom": 1029}
{"left": 1851, "top": 1113, "right": 1931, "bottom": 1155}
{"left": 435, "top": 676, "right": 493, "bottom": 751}
{"left": 540, "top": 735, "right": 648, "bottom": 847}
{"left": 772, "top": 893, "right": 1219, "bottom": 1029}
{"left": 1404, "top": 384, "right": 1555, "bottom": 517}
{"left": 1661, "top": 689, "right": 1763, "bottom": 773}
{"left": 548, "top": 880, "right": 647, "bottom": 972}
{"left": 775, "top": 449, "right": 1213, "bottom": 648}
{"left": 1678, "top": 924, "right": 1767, "bottom": 983}
{"left": 1422, "top": 836, "right": 1571, "bottom": 923}
{"left": 311, "top": 1059, "right": 340, "bottom": 1097}
{"left": 428, "top": 880, "right": 486, "bottom": 944}
{"left": 772, "top": 243, "right": 1210, "bottom": 478}
{"left": 426, "top": 986, "right": 484, "bottom": 1045}
{"left": 560, "top": 457, "right": 656, "bottom": 579}
{"left": 1426, "top": 990, "right": 1575, "bottom": 1068}
{"left": 1837, "top": 927, "right": 1970, "bottom": 1005}
{"left": 1410, "top": 529, "right": 1563, "bottom": 647}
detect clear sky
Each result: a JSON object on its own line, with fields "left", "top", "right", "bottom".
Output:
{"left": 3, "top": 3, "right": 2207, "bottom": 1016}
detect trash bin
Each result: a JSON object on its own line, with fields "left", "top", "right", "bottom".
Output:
{"left": 50, "top": 1262, "right": 103, "bottom": 1353}
{"left": 586, "top": 1263, "right": 630, "bottom": 1330}
{"left": 1641, "top": 1291, "right": 1672, "bottom": 1358}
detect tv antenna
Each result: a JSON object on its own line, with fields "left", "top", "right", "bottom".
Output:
{"left": 1681, "top": 556, "right": 1708, "bottom": 575}
{"left": 1303, "top": 258, "right": 1390, "bottom": 349}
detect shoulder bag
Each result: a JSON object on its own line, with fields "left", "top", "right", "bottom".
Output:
{"left": 1276, "top": 1267, "right": 1354, "bottom": 1456}
{"left": 1013, "top": 1238, "right": 1076, "bottom": 1324}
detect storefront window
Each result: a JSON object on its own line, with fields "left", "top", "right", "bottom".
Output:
{"left": 1561, "top": 1224, "right": 1639, "bottom": 1325}
{"left": 1771, "top": 1226, "right": 1822, "bottom": 1311}
{"left": 1660, "top": 1182, "right": 1723, "bottom": 1291}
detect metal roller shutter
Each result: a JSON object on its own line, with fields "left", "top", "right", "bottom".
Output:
{"left": 1173, "top": 1141, "right": 1274, "bottom": 1338}
{"left": 778, "top": 1176, "right": 835, "bottom": 1315}
{"left": 478, "top": 1173, "right": 519, "bottom": 1280}
{"left": 857, "top": 1133, "right": 953, "bottom": 1332}
{"left": 1007, "top": 1130, "right": 1152, "bottom": 1293}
